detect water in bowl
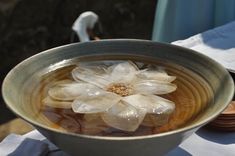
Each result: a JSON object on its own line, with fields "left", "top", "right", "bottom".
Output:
{"left": 21, "top": 59, "right": 214, "bottom": 137}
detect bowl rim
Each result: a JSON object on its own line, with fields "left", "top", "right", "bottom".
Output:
{"left": 2, "top": 39, "right": 234, "bottom": 141}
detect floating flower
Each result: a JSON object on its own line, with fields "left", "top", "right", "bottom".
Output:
{"left": 43, "top": 61, "right": 177, "bottom": 131}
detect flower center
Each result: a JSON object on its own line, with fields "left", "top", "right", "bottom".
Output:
{"left": 106, "top": 83, "right": 133, "bottom": 96}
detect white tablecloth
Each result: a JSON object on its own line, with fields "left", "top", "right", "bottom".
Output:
{"left": 172, "top": 20, "right": 235, "bottom": 72}
{"left": 167, "top": 128, "right": 235, "bottom": 156}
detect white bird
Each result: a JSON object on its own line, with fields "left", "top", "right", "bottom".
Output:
{"left": 72, "top": 11, "right": 99, "bottom": 42}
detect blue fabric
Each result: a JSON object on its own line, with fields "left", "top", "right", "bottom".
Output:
{"left": 152, "top": 0, "right": 235, "bottom": 43}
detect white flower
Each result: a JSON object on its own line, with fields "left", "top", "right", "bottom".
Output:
{"left": 43, "top": 61, "right": 177, "bottom": 131}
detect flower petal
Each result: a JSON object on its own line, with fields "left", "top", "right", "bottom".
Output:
{"left": 123, "top": 94, "right": 175, "bottom": 127}
{"left": 43, "top": 96, "right": 72, "bottom": 109}
{"left": 72, "top": 92, "right": 121, "bottom": 114}
{"left": 122, "top": 94, "right": 175, "bottom": 114}
{"left": 108, "top": 61, "right": 138, "bottom": 83}
{"left": 137, "top": 70, "right": 176, "bottom": 82}
{"left": 102, "top": 101, "right": 146, "bottom": 132}
{"left": 72, "top": 66, "right": 110, "bottom": 88}
{"left": 48, "top": 82, "right": 103, "bottom": 101}
{"left": 133, "top": 80, "right": 177, "bottom": 95}
{"left": 52, "top": 79, "right": 76, "bottom": 85}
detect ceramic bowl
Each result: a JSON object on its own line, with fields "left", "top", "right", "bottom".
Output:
{"left": 2, "top": 39, "right": 234, "bottom": 156}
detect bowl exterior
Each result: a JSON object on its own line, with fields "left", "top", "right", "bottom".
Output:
{"left": 2, "top": 39, "right": 234, "bottom": 156}
{"left": 36, "top": 125, "right": 198, "bottom": 156}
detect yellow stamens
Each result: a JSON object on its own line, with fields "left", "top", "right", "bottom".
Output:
{"left": 107, "top": 83, "right": 133, "bottom": 96}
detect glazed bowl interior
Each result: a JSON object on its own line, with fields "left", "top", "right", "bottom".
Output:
{"left": 2, "top": 39, "right": 234, "bottom": 156}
